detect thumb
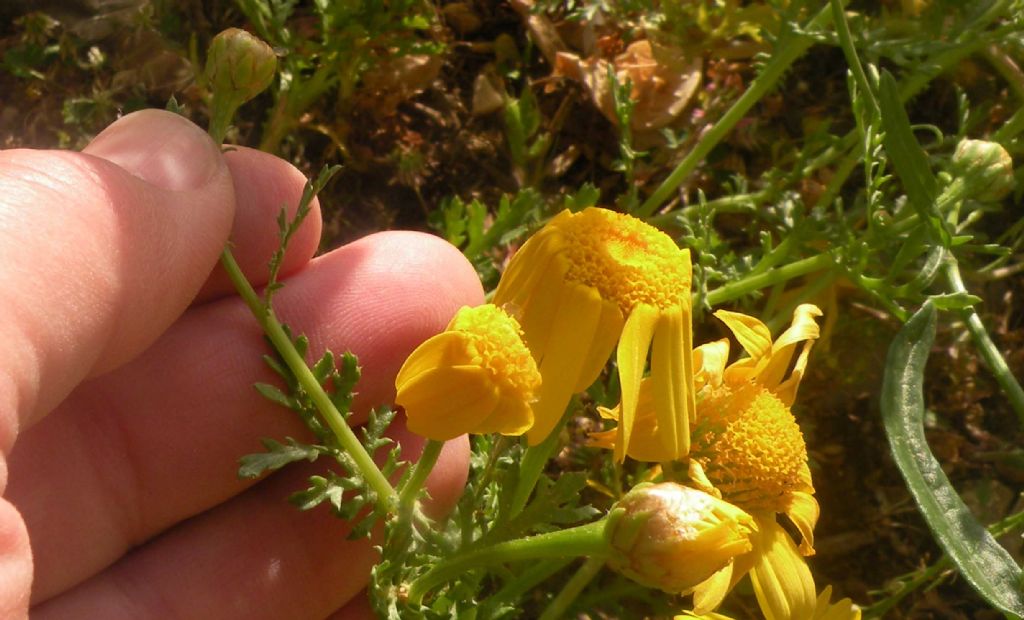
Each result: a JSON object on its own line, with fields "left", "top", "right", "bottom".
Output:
{"left": 0, "top": 110, "right": 236, "bottom": 452}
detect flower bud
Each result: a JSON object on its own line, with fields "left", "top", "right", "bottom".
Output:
{"left": 950, "top": 139, "right": 1015, "bottom": 202}
{"left": 606, "top": 482, "right": 756, "bottom": 594}
{"left": 204, "top": 28, "right": 277, "bottom": 107}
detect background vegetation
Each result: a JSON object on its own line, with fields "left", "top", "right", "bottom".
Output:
{"left": 4, "top": 0, "right": 1024, "bottom": 617}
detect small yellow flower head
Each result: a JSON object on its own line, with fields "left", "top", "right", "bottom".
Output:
{"left": 395, "top": 304, "right": 540, "bottom": 441}
{"left": 494, "top": 207, "right": 695, "bottom": 459}
{"left": 692, "top": 382, "right": 812, "bottom": 513}
{"left": 693, "top": 305, "right": 823, "bottom": 560}
{"left": 607, "top": 483, "right": 756, "bottom": 595}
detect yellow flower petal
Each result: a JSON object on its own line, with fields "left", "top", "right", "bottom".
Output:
{"left": 574, "top": 297, "right": 625, "bottom": 391}
{"left": 616, "top": 303, "right": 660, "bottom": 462}
{"left": 759, "top": 304, "right": 822, "bottom": 393}
{"left": 812, "top": 585, "right": 862, "bottom": 620}
{"left": 694, "top": 339, "right": 730, "bottom": 390}
{"left": 395, "top": 331, "right": 473, "bottom": 386}
{"left": 749, "top": 516, "right": 816, "bottom": 620}
{"left": 478, "top": 394, "right": 534, "bottom": 437}
{"left": 511, "top": 252, "right": 570, "bottom": 362}
{"left": 492, "top": 214, "right": 568, "bottom": 310}
{"left": 526, "top": 281, "right": 604, "bottom": 444}
{"left": 714, "top": 309, "right": 772, "bottom": 366}
{"left": 690, "top": 561, "right": 735, "bottom": 614}
{"left": 399, "top": 365, "right": 503, "bottom": 441}
{"left": 651, "top": 305, "right": 693, "bottom": 460}
{"left": 784, "top": 491, "right": 820, "bottom": 556}
{"left": 590, "top": 379, "right": 669, "bottom": 461}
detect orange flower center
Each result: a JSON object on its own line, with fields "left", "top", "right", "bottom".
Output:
{"left": 557, "top": 208, "right": 691, "bottom": 314}
{"left": 692, "top": 383, "right": 811, "bottom": 512}
{"left": 450, "top": 305, "right": 540, "bottom": 398}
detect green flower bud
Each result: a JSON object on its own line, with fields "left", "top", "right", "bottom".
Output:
{"left": 950, "top": 139, "right": 1015, "bottom": 202}
{"left": 606, "top": 482, "right": 756, "bottom": 594}
{"left": 204, "top": 28, "right": 277, "bottom": 108}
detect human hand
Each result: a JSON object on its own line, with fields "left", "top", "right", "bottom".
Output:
{"left": 0, "top": 110, "right": 480, "bottom": 618}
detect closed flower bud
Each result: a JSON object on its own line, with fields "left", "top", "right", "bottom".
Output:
{"left": 607, "top": 482, "right": 756, "bottom": 594}
{"left": 204, "top": 28, "right": 277, "bottom": 107}
{"left": 951, "top": 139, "right": 1015, "bottom": 202}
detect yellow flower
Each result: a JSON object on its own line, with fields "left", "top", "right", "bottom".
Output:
{"left": 493, "top": 207, "right": 695, "bottom": 457}
{"left": 607, "top": 482, "right": 756, "bottom": 595}
{"left": 591, "top": 304, "right": 824, "bottom": 619}
{"left": 395, "top": 304, "right": 540, "bottom": 441}
{"left": 688, "top": 304, "right": 823, "bottom": 619}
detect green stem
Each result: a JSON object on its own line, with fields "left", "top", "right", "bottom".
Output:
{"left": 406, "top": 517, "right": 613, "bottom": 605}
{"left": 538, "top": 557, "right": 605, "bottom": 620}
{"left": 701, "top": 253, "right": 834, "bottom": 307}
{"left": 399, "top": 439, "right": 443, "bottom": 519}
{"left": 830, "top": 0, "right": 878, "bottom": 116}
{"left": 219, "top": 248, "right": 398, "bottom": 509}
{"left": 942, "top": 257, "right": 1024, "bottom": 425}
{"left": 508, "top": 405, "right": 571, "bottom": 518}
{"left": 635, "top": 3, "right": 837, "bottom": 217}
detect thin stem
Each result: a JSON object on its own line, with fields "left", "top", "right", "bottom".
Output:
{"left": 701, "top": 253, "right": 834, "bottom": 308}
{"left": 942, "top": 257, "right": 1024, "bottom": 425}
{"left": 219, "top": 248, "right": 398, "bottom": 509}
{"left": 538, "top": 557, "right": 605, "bottom": 620}
{"left": 399, "top": 439, "right": 444, "bottom": 519}
{"left": 508, "top": 405, "right": 571, "bottom": 519}
{"left": 831, "top": 0, "right": 878, "bottom": 116}
{"left": 636, "top": 3, "right": 837, "bottom": 217}
{"left": 406, "top": 518, "right": 613, "bottom": 605}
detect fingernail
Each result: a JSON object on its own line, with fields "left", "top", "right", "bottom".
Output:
{"left": 84, "top": 109, "right": 222, "bottom": 192}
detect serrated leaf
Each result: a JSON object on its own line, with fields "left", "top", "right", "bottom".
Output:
{"left": 238, "top": 437, "right": 320, "bottom": 478}
{"left": 882, "top": 302, "right": 1024, "bottom": 618}
{"left": 293, "top": 334, "right": 309, "bottom": 358}
{"left": 290, "top": 474, "right": 347, "bottom": 512}
{"left": 563, "top": 183, "right": 600, "bottom": 211}
{"left": 463, "top": 190, "right": 539, "bottom": 260}
{"left": 262, "top": 353, "right": 289, "bottom": 381}
{"left": 312, "top": 350, "right": 335, "bottom": 383}
{"left": 928, "top": 292, "right": 983, "bottom": 310}
{"left": 254, "top": 382, "right": 293, "bottom": 408}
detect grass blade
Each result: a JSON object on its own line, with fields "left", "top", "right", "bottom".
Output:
{"left": 881, "top": 301, "right": 1024, "bottom": 618}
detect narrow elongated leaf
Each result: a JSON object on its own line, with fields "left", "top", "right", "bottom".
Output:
{"left": 877, "top": 70, "right": 950, "bottom": 246}
{"left": 882, "top": 302, "right": 1024, "bottom": 618}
